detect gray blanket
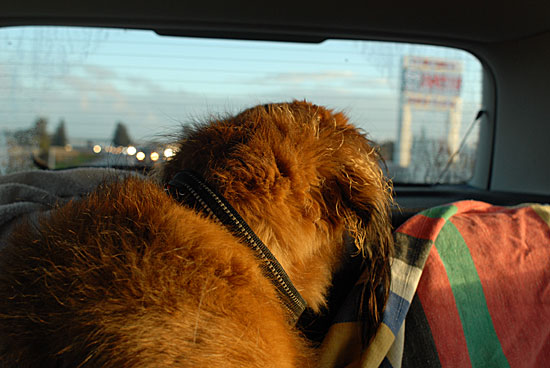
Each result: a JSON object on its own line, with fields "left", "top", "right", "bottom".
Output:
{"left": 0, "top": 168, "right": 138, "bottom": 248}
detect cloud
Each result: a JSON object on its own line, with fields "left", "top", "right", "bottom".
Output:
{"left": 83, "top": 65, "right": 118, "bottom": 80}
{"left": 125, "top": 76, "right": 163, "bottom": 94}
{"left": 254, "top": 70, "right": 393, "bottom": 97}
{"left": 60, "top": 70, "right": 128, "bottom": 112}
{"left": 264, "top": 70, "right": 356, "bottom": 84}
{"left": 346, "top": 76, "right": 394, "bottom": 90}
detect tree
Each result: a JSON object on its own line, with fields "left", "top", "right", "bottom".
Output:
{"left": 31, "top": 118, "right": 51, "bottom": 160}
{"left": 27, "top": 117, "right": 51, "bottom": 162}
{"left": 51, "top": 120, "right": 68, "bottom": 147}
{"left": 112, "top": 122, "right": 131, "bottom": 146}
{"left": 12, "top": 117, "right": 49, "bottom": 149}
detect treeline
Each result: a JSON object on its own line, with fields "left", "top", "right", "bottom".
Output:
{"left": 12, "top": 118, "right": 67, "bottom": 147}
{"left": 10, "top": 118, "right": 133, "bottom": 150}
{"left": 9, "top": 118, "right": 68, "bottom": 161}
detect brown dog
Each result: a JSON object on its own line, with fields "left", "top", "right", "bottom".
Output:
{"left": 0, "top": 101, "right": 392, "bottom": 367}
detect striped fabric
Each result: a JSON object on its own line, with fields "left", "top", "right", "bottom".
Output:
{"left": 319, "top": 201, "right": 550, "bottom": 368}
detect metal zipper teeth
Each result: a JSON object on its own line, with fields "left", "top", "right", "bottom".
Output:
{"left": 185, "top": 173, "right": 306, "bottom": 311}
{"left": 171, "top": 182, "right": 222, "bottom": 226}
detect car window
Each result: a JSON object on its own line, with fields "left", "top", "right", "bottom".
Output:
{"left": 0, "top": 26, "right": 483, "bottom": 183}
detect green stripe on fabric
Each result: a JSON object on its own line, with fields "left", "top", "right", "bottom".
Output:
{"left": 421, "top": 204, "right": 458, "bottom": 220}
{"left": 435, "top": 221, "right": 510, "bottom": 368}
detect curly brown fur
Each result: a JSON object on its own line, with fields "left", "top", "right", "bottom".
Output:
{"left": 0, "top": 101, "right": 392, "bottom": 367}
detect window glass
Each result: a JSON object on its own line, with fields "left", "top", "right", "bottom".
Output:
{"left": 0, "top": 26, "right": 483, "bottom": 183}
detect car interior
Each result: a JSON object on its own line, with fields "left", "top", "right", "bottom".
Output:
{"left": 0, "top": 1, "right": 549, "bottom": 366}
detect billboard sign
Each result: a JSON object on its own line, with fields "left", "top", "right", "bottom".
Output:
{"left": 402, "top": 56, "right": 463, "bottom": 108}
{"left": 395, "top": 56, "right": 464, "bottom": 167}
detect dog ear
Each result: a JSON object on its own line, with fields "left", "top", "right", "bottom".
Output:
{"left": 322, "top": 114, "right": 394, "bottom": 346}
{"left": 339, "top": 142, "right": 393, "bottom": 346}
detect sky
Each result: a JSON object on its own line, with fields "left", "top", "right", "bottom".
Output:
{"left": 0, "top": 26, "right": 483, "bottom": 146}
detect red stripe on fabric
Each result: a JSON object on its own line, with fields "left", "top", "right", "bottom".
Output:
{"left": 397, "top": 215, "right": 447, "bottom": 241}
{"left": 453, "top": 206, "right": 550, "bottom": 367}
{"left": 417, "top": 247, "right": 472, "bottom": 368}
{"left": 452, "top": 200, "right": 494, "bottom": 213}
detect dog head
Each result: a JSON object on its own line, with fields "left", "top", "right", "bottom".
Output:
{"left": 162, "top": 101, "right": 393, "bottom": 320}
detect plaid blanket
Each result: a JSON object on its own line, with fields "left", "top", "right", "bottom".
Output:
{"left": 319, "top": 200, "right": 550, "bottom": 368}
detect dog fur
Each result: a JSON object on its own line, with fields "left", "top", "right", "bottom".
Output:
{"left": 0, "top": 101, "right": 393, "bottom": 367}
